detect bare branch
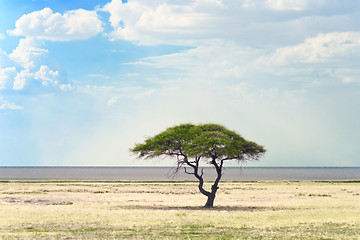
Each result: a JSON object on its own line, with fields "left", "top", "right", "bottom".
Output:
{"left": 220, "top": 160, "right": 225, "bottom": 177}
{"left": 184, "top": 158, "right": 196, "bottom": 168}
{"left": 184, "top": 167, "right": 194, "bottom": 175}
{"left": 168, "top": 158, "right": 187, "bottom": 179}
{"left": 168, "top": 166, "right": 180, "bottom": 179}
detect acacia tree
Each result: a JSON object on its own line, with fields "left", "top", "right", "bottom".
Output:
{"left": 130, "top": 123, "right": 266, "bottom": 208}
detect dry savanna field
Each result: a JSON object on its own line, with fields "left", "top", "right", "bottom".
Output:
{"left": 0, "top": 180, "right": 359, "bottom": 239}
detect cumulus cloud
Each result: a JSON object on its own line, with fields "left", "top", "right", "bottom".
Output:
{"left": 102, "top": 0, "right": 360, "bottom": 46}
{"left": 1, "top": 6, "right": 104, "bottom": 95}
{"left": 13, "top": 65, "right": 63, "bottom": 90}
{"left": 13, "top": 69, "right": 32, "bottom": 90}
{"left": 0, "top": 67, "right": 16, "bottom": 89}
{"left": 0, "top": 38, "right": 71, "bottom": 92}
{"left": 103, "top": 0, "right": 231, "bottom": 45}
{"left": 8, "top": 8, "right": 103, "bottom": 41}
{"left": 34, "top": 65, "right": 60, "bottom": 86}
{"left": 9, "top": 37, "right": 48, "bottom": 69}
{"left": 3, "top": 7, "right": 102, "bottom": 93}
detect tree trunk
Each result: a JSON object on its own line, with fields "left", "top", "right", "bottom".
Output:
{"left": 204, "top": 195, "right": 215, "bottom": 208}
{"left": 203, "top": 159, "right": 223, "bottom": 208}
{"left": 204, "top": 193, "right": 215, "bottom": 208}
{"left": 204, "top": 183, "right": 219, "bottom": 208}
{"left": 185, "top": 158, "right": 223, "bottom": 208}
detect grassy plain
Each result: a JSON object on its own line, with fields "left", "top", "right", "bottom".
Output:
{"left": 0, "top": 180, "right": 359, "bottom": 239}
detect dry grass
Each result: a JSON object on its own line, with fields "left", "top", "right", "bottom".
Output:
{"left": 0, "top": 181, "right": 359, "bottom": 239}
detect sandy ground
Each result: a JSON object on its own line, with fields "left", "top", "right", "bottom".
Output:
{"left": 0, "top": 181, "right": 359, "bottom": 239}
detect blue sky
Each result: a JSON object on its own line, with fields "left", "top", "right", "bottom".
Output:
{"left": 0, "top": 0, "right": 359, "bottom": 167}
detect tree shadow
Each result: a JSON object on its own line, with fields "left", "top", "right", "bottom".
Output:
{"left": 112, "top": 205, "right": 288, "bottom": 212}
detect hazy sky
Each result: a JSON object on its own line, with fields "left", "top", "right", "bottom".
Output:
{"left": 0, "top": 0, "right": 359, "bottom": 167}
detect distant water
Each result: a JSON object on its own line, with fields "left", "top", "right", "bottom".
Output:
{"left": 0, "top": 167, "right": 359, "bottom": 181}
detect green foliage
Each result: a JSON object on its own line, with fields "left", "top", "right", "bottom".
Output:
{"left": 131, "top": 123, "right": 266, "bottom": 163}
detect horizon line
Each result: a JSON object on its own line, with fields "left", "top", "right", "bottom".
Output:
{"left": 1, "top": 166, "right": 359, "bottom": 168}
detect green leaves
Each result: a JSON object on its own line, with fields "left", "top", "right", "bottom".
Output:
{"left": 130, "top": 123, "right": 266, "bottom": 163}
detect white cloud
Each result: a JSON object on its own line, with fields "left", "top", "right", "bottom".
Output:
{"left": 0, "top": 67, "right": 16, "bottom": 89}
{"left": 13, "top": 69, "right": 32, "bottom": 90}
{"left": 59, "top": 83, "right": 74, "bottom": 91}
{"left": 103, "top": 0, "right": 228, "bottom": 45}
{"left": 129, "top": 31, "right": 360, "bottom": 89}
{"left": 252, "top": 32, "right": 360, "bottom": 85}
{"left": 34, "top": 65, "right": 60, "bottom": 86}
{"left": 260, "top": 32, "right": 360, "bottom": 65}
{"left": 13, "top": 65, "right": 66, "bottom": 90}
{"left": 266, "top": 0, "right": 307, "bottom": 11}
{"left": 1, "top": 38, "right": 70, "bottom": 92}
{"left": 102, "top": 0, "right": 360, "bottom": 46}
{"left": 9, "top": 37, "right": 48, "bottom": 69}
{"left": 0, "top": 33, "right": 5, "bottom": 40}
{"left": 3, "top": 7, "right": 102, "bottom": 93}
{"left": 0, "top": 101, "right": 23, "bottom": 110}
{"left": 8, "top": 8, "right": 103, "bottom": 41}
{"left": 126, "top": 29, "right": 360, "bottom": 91}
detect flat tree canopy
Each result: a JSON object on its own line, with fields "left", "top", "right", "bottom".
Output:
{"left": 130, "top": 123, "right": 266, "bottom": 208}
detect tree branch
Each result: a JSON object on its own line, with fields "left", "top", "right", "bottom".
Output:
{"left": 210, "top": 158, "right": 223, "bottom": 194}
{"left": 184, "top": 167, "right": 194, "bottom": 175}
{"left": 185, "top": 157, "right": 210, "bottom": 197}
{"left": 168, "top": 154, "right": 188, "bottom": 179}
{"left": 200, "top": 168, "right": 204, "bottom": 177}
